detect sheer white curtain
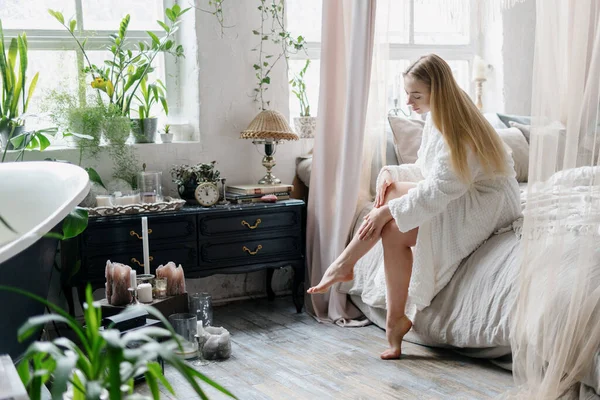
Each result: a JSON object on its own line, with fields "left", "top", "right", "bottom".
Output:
{"left": 510, "top": 0, "right": 600, "bottom": 398}
{"left": 306, "top": 0, "right": 378, "bottom": 322}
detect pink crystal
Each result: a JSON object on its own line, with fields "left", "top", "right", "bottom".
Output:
{"left": 156, "top": 262, "right": 186, "bottom": 295}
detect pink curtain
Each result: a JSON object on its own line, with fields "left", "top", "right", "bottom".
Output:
{"left": 306, "top": 0, "right": 377, "bottom": 322}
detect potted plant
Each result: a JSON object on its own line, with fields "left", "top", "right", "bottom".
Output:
{"left": 0, "top": 284, "right": 235, "bottom": 400}
{"left": 48, "top": 5, "right": 188, "bottom": 139}
{"left": 290, "top": 59, "right": 316, "bottom": 138}
{"left": 159, "top": 124, "right": 173, "bottom": 143}
{"left": 0, "top": 20, "right": 39, "bottom": 150}
{"left": 171, "top": 161, "right": 220, "bottom": 202}
{"left": 131, "top": 77, "right": 168, "bottom": 143}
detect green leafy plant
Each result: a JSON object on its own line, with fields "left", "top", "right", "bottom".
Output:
{"left": 1, "top": 126, "right": 58, "bottom": 162}
{"left": 48, "top": 5, "right": 189, "bottom": 118}
{"left": 289, "top": 59, "right": 311, "bottom": 117}
{"left": 163, "top": 124, "right": 171, "bottom": 134}
{"left": 196, "top": 0, "right": 231, "bottom": 37}
{"left": 134, "top": 76, "right": 168, "bottom": 120}
{"left": 252, "top": 0, "right": 306, "bottom": 110}
{"left": 0, "top": 19, "right": 39, "bottom": 133}
{"left": 0, "top": 284, "right": 236, "bottom": 400}
{"left": 171, "top": 161, "right": 221, "bottom": 187}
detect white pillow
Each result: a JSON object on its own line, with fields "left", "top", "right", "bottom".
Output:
{"left": 387, "top": 116, "right": 425, "bottom": 164}
{"left": 509, "top": 121, "right": 531, "bottom": 143}
{"left": 496, "top": 127, "right": 530, "bottom": 182}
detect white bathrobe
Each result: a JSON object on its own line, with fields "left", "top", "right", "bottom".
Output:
{"left": 376, "top": 114, "right": 521, "bottom": 315}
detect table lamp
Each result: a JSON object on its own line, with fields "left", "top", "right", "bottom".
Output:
{"left": 241, "top": 110, "right": 299, "bottom": 185}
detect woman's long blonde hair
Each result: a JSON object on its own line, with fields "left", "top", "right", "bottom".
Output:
{"left": 405, "top": 54, "right": 508, "bottom": 182}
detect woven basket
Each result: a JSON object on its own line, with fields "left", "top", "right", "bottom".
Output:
{"left": 240, "top": 110, "right": 299, "bottom": 141}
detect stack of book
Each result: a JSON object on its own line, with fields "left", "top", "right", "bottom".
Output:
{"left": 225, "top": 184, "right": 293, "bottom": 204}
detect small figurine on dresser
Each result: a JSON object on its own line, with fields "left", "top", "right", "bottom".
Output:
{"left": 155, "top": 262, "right": 187, "bottom": 296}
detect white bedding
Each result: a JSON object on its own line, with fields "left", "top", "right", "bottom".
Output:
{"left": 339, "top": 176, "right": 600, "bottom": 394}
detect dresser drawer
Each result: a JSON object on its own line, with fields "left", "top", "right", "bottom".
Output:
{"left": 198, "top": 234, "right": 302, "bottom": 268}
{"left": 84, "top": 215, "right": 197, "bottom": 249}
{"left": 198, "top": 209, "right": 300, "bottom": 237}
{"left": 83, "top": 242, "right": 198, "bottom": 282}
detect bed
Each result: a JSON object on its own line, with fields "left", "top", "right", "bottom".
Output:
{"left": 299, "top": 114, "right": 600, "bottom": 395}
{"left": 338, "top": 168, "right": 600, "bottom": 395}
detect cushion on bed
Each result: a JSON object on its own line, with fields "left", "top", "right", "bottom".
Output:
{"left": 497, "top": 113, "right": 532, "bottom": 129}
{"left": 509, "top": 121, "right": 531, "bottom": 143}
{"left": 496, "top": 127, "right": 530, "bottom": 182}
{"left": 388, "top": 116, "right": 425, "bottom": 165}
{"left": 388, "top": 117, "right": 530, "bottom": 182}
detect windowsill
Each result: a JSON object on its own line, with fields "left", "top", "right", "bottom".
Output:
{"left": 2, "top": 141, "right": 202, "bottom": 154}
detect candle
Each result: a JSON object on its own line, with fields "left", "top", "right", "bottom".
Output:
{"left": 197, "top": 320, "right": 204, "bottom": 336}
{"left": 472, "top": 55, "right": 487, "bottom": 81}
{"left": 137, "top": 283, "right": 153, "bottom": 303}
{"left": 96, "top": 195, "right": 113, "bottom": 207}
{"left": 141, "top": 217, "right": 150, "bottom": 275}
{"left": 130, "top": 269, "right": 136, "bottom": 290}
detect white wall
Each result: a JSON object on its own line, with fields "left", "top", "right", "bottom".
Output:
{"left": 480, "top": 0, "right": 535, "bottom": 116}
{"left": 502, "top": 0, "right": 536, "bottom": 115}
{"left": 18, "top": 1, "right": 303, "bottom": 307}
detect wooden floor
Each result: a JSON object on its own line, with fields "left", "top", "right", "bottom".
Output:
{"left": 137, "top": 296, "right": 513, "bottom": 400}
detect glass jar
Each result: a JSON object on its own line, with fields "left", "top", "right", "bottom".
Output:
{"left": 188, "top": 292, "right": 213, "bottom": 327}
{"left": 137, "top": 171, "right": 163, "bottom": 203}
{"left": 168, "top": 313, "right": 198, "bottom": 359}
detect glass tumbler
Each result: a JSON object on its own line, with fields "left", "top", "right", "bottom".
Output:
{"left": 154, "top": 277, "right": 167, "bottom": 299}
{"left": 137, "top": 171, "right": 163, "bottom": 203}
{"left": 189, "top": 292, "right": 213, "bottom": 327}
{"left": 168, "top": 313, "right": 198, "bottom": 359}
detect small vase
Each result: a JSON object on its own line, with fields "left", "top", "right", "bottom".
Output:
{"left": 293, "top": 116, "right": 317, "bottom": 139}
{"left": 178, "top": 178, "right": 199, "bottom": 203}
{"left": 131, "top": 118, "right": 158, "bottom": 144}
{"left": 0, "top": 124, "right": 25, "bottom": 150}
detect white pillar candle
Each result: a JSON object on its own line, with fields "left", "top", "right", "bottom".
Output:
{"left": 130, "top": 269, "right": 136, "bottom": 290}
{"left": 141, "top": 217, "right": 150, "bottom": 275}
{"left": 472, "top": 55, "right": 488, "bottom": 81}
{"left": 197, "top": 320, "right": 204, "bottom": 335}
{"left": 137, "top": 283, "right": 153, "bottom": 303}
{"left": 96, "top": 195, "right": 113, "bottom": 207}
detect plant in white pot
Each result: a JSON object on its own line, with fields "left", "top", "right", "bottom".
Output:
{"left": 131, "top": 76, "right": 168, "bottom": 144}
{"left": 290, "top": 59, "right": 316, "bottom": 139}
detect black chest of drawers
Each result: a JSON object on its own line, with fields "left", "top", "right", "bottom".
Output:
{"left": 63, "top": 200, "right": 306, "bottom": 313}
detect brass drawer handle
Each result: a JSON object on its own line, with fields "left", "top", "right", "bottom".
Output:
{"left": 131, "top": 256, "right": 154, "bottom": 267}
{"left": 241, "top": 219, "right": 261, "bottom": 229}
{"left": 130, "top": 229, "right": 152, "bottom": 239}
{"left": 242, "top": 245, "right": 262, "bottom": 255}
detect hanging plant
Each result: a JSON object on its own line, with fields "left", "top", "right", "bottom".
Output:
{"left": 252, "top": 0, "right": 307, "bottom": 110}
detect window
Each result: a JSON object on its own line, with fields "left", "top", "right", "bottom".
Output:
{"left": 287, "top": 0, "right": 478, "bottom": 119}
{"left": 0, "top": 0, "right": 175, "bottom": 139}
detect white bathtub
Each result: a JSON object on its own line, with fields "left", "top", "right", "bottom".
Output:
{"left": 0, "top": 161, "right": 90, "bottom": 264}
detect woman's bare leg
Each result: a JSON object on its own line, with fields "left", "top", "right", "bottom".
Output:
{"left": 379, "top": 219, "right": 417, "bottom": 359}
{"left": 307, "top": 182, "right": 416, "bottom": 294}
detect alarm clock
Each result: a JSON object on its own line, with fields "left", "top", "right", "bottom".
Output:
{"left": 194, "top": 182, "right": 220, "bottom": 207}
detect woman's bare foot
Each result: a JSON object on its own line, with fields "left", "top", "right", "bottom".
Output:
{"left": 380, "top": 315, "right": 412, "bottom": 360}
{"left": 307, "top": 262, "right": 354, "bottom": 294}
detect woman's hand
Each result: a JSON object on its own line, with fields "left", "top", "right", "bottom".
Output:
{"left": 374, "top": 170, "right": 393, "bottom": 208}
{"left": 358, "top": 205, "right": 393, "bottom": 241}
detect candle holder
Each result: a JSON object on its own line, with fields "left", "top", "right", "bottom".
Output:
{"left": 475, "top": 78, "right": 486, "bottom": 110}
{"left": 188, "top": 292, "right": 213, "bottom": 327}
{"left": 168, "top": 313, "right": 199, "bottom": 359}
{"left": 154, "top": 277, "right": 167, "bottom": 299}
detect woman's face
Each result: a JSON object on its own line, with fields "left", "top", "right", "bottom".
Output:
{"left": 404, "top": 75, "right": 431, "bottom": 115}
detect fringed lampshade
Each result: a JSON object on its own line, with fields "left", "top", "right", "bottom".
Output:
{"left": 241, "top": 110, "right": 298, "bottom": 185}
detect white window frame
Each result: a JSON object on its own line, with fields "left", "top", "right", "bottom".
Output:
{"left": 289, "top": 0, "right": 480, "bottom": 96}
{"left": 2, "top": 0, "right": 180, "bottom": 121}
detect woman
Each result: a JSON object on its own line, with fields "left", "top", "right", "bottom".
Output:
{"left": 308, "top": 54, "right": 521, "bottom": 360}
